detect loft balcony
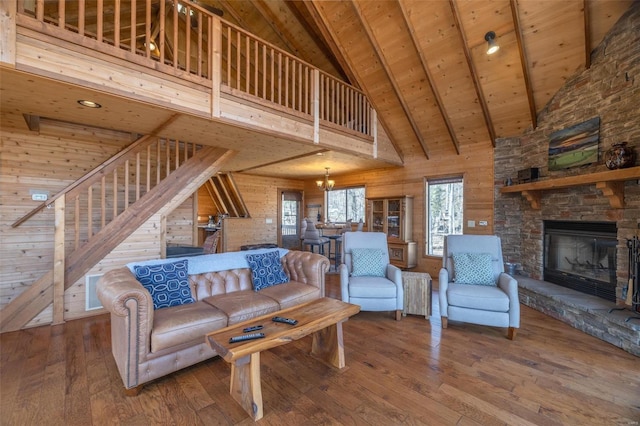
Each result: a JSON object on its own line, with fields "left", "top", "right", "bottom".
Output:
{"left": 4, "top": 0, "right": 398, "bottom": 170}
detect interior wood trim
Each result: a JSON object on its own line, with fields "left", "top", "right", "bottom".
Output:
{"left": 510, "top": 0, "right": 538, "bottom": 130}
{"left": 583, "top": 0, "right": 592, "bottom": 69}
{"left": 398, "top": 0, "right": 460, "bottom": 155}
{"left": 449, "top": 0, "right": 497, "bottom": 146}
{"left": 350, "top": 1, "right": 430, "bottom": 159}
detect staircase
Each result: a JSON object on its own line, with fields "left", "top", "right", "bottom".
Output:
{"left": 1, "top": 119, "right": 233, "bottom": 332}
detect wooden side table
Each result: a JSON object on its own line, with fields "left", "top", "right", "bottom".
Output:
{"left": 402, "top": 271, "right": 432, "bottom": 319}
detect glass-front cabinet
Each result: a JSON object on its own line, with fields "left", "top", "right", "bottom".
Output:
{"left": 367, "top": 196, "right": 416, "bottom": 268}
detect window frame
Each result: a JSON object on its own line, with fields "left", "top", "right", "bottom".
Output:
{"left": 424, "top": 176, "right": 464, "bottom": 257}
{"left": 325, "top": 185, "right": 366, "bottom": 224}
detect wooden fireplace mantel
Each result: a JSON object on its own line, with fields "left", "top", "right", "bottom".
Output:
{"left": 500, "top": 166, "right": 640, "bottom": 209}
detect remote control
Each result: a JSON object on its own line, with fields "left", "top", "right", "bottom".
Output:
{"left": 242, "top": 325, "right": 263, "bottom": 333}
{"left": 229, "top": 333, "right": 265, "bottom": 344}
{"left": 272, "top": 316, "right": 298, "bottom": 325}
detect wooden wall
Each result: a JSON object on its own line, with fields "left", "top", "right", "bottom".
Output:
{"left": 304, "top": 142, "right": 495, "bottom": 278}
{"left": 222, "top": 174, "right": 304, "bottom": 252}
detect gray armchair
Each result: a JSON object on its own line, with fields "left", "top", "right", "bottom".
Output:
{"left": 438, "top": 235, "right": 520, "bottom": 339}
{"left": 339, "top": 231, "right": 403, "bottom": 320}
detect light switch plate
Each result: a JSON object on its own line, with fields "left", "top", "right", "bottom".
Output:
{"left": 468, "top": 220, "right": 475, "bottom": 227}
{"left": 479, "top": 220, "right": 488, "bottom": 226}
{"left": 32, "top": 193, "right": 48, "bottom": 201}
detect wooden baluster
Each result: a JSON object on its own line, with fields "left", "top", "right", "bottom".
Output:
{"left": 58, "top": 0, "right": 64, "bottom": 28}
{"left": 102, "top": 175, "right": 106, "bottom": 228}
{"left": 146, "top": 145, "right": 151, "bottom": 193}
{"left": 159, "top": 0, "right": 165, "bottom": 64}
{"left": 197, "top": 13, "right": 203, "bottom": 77}
{"left": 36, "top": 0, "right": 44, "bottom": 21}
{"left": 96, "top": 0, "right": 103, "bottom": 42}
{"left": 278, "top": 52, "right": 282, "bottom": 105}
{"left": 136, "top": 152, "right": 140, "bottom": 201}
{"left": 130, "top": 0, "right": 136, "bottom": 53}
{"left": 172, "top": 0, "right": 178, "bottom": 70}
{"left": 185, "top": 5, "right": 191, "bottom": 73}
{"left": 124, "top": 160, "right": 130, "bottom": 209}
{"left": 146, "top": 0, "right": 154, "bottom": 56}
{"left": 262, "top": 44, "right": 267, "bottom": 100}
{"left": 78, "top": 0, "right": 85, "bottom": 36}
{"left": 270, "top": 48, "right": 275, "bottom": 102}
{"left": 254, "top": 39, "right": 258, "bottom": 97}
{"left": 114, "top": 0, "right": 120, "bottom": 48}
{"left": 236, "top": 30, "right": 241, "bottom": 90}
{"left": 156, "top": 140, "right": 161, "bottom": 185}
{"left": 174, "top": 140, "right": 179, "bottom": 171}
{"left": 111, "top": 171, "right": 116, "bottom": 222}
{"left": 87, "top": 186, "right": 93, "bottom": 239}
{"left": 74, "top": 196, "right": 80, "bottom": 250}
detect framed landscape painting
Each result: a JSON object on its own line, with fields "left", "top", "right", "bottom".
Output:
{"left": 548, "top": 117, "right": 600, "bottom": 171}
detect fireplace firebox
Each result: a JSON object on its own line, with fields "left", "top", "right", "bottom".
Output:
{"left": 544, "top": 221, "right": 617, "bottom": 301}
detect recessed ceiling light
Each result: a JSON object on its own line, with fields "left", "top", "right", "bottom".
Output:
{"left": 77, "top": 100, "right": 102, "bottom": 108}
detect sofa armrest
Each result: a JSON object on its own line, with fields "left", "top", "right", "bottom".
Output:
{"left": 438, "top": 268, "right": 451, "bottom": 317}
{"left": 96, "top": 267, "right": 154, "bottom": 389}
{"left": 498, "top": 272, "right": 520, "bottom": 328}
{"left": 282, "top": 251, "right": 330, "bottom": 295}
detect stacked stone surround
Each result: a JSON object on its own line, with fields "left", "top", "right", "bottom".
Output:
{"left": 494, "top": 4, "right": 639, "bottom": 355}
{"left": 495, "top": 2, "right": 640, "bottom": 302}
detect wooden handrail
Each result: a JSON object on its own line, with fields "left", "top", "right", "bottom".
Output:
{"left": 11, "top": 114, "right": 179, "bottom": 228}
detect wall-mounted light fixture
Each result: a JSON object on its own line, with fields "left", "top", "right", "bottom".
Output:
{"left": 485, "top": 31, "right": 500, "bottom": 55}
{"left": 77, "top": 100, "right": 102, "bottom": 108}
{"left": 316, "top": 167, "right": 335, "bottom": 191}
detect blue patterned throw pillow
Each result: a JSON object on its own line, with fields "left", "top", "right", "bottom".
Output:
{"left": 452, "top": 252, "right": 496, "bottom": 285}
{"left": 246, "top": 250, "right": 289, "bottom": 291}
{"left": 351, "top": 248, "right": 386, "bottom": 277}
{"left": 134, "top": 259, "right": 194, "bottom": 309}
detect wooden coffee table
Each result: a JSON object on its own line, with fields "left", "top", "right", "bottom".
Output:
{"left": 206, "top": 297, "right": 360, "bottom": 421}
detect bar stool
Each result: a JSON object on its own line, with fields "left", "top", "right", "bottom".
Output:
{"left": 301, "top": 218, "right": 330, "bottom": 256}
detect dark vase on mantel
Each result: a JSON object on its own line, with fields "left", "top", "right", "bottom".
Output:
{"left": 604, "top": 142, "right": 636, "bottom": 170}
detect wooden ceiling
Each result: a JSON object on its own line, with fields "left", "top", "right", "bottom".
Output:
{"left": 1, "top": 0, "right": 633, "bottom": 179}
{"left": 197, "top": 0, "right": 632, "bottom": 164}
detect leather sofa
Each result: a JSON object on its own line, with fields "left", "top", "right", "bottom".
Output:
{"left": 97, "top": 248, "right": 329, "bottom": 394}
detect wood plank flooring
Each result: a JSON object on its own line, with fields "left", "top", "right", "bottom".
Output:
{"left": 1, "top": 274, "right": 639, "bottom": 425}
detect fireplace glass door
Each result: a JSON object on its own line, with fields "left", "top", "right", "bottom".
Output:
{"left": 544, "top": 221, "right": 617, "bottom": 301}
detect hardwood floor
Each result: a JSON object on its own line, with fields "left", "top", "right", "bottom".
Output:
{"left": 2, "top": 274, "right": 639, "bottom": 425}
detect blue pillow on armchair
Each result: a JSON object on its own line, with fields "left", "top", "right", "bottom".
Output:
{"left": 134, "top": 259, "right": 195, "bottom": 309}
{"left": 452, "top": 252, "right": 496, "bottom": 285}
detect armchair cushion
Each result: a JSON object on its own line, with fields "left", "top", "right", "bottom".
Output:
{"left": 245, "top": 250, "right": 290, "bottom": 291}
{"left": 446, "top": 284, "right": 510, "bottom": 312}
{"left": 347, "top": 276, "right": 398, "bottom": 298}
{"left": 452, "top": 252, "right": 496, "bottom": 285}
{"left": 134, "top": 259, "right": 195, "bottom": 310}
{"left": 351, "top": 248, "right": 386, "bottom": 277}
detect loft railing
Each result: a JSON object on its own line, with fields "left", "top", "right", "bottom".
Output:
{"left": 16, "top": 0, "right": 373, "bottom": 138}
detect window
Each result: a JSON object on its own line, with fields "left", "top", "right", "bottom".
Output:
{"left": 326, "top": 186, "right": 365, "bottom": 223}
{"left": 426, "top": 177, "right": 463, "bottom": 256}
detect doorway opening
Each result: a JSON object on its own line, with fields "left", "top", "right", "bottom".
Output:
{"left": 278, "top": 189, "right": 303, "bottom": 250}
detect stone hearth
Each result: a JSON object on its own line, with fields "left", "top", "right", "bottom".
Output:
{"left": 517, "top": 277, "right": 639, "bottom": 356}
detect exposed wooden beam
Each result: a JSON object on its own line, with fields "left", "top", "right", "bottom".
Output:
{"left": 583, "top": 0, "right": 592, "bottom": 69}
{"left": 350, "top": 0, "right": 430, "bottom": 159}
{"left": 398, "top": 0, "right": 460, "bottom": 155}
{"left": 510, "top": 0, "right": 537, "bottom": 129}
{"left": 449, "top": 0, "right": 497, "bottom": 146}
{"left": 304, "top": 1, "right": 405, "bottom": 162}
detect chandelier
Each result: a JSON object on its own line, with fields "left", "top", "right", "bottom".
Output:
{"left": 316, "top": 167, "right": 335, "bottom": 191}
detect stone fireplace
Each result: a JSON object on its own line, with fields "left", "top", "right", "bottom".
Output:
{"left": 543, "top": 220, "right": 617, "bottom": 302}
{"left": 493, "top": 3, "right": 639, "bottom": 356}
